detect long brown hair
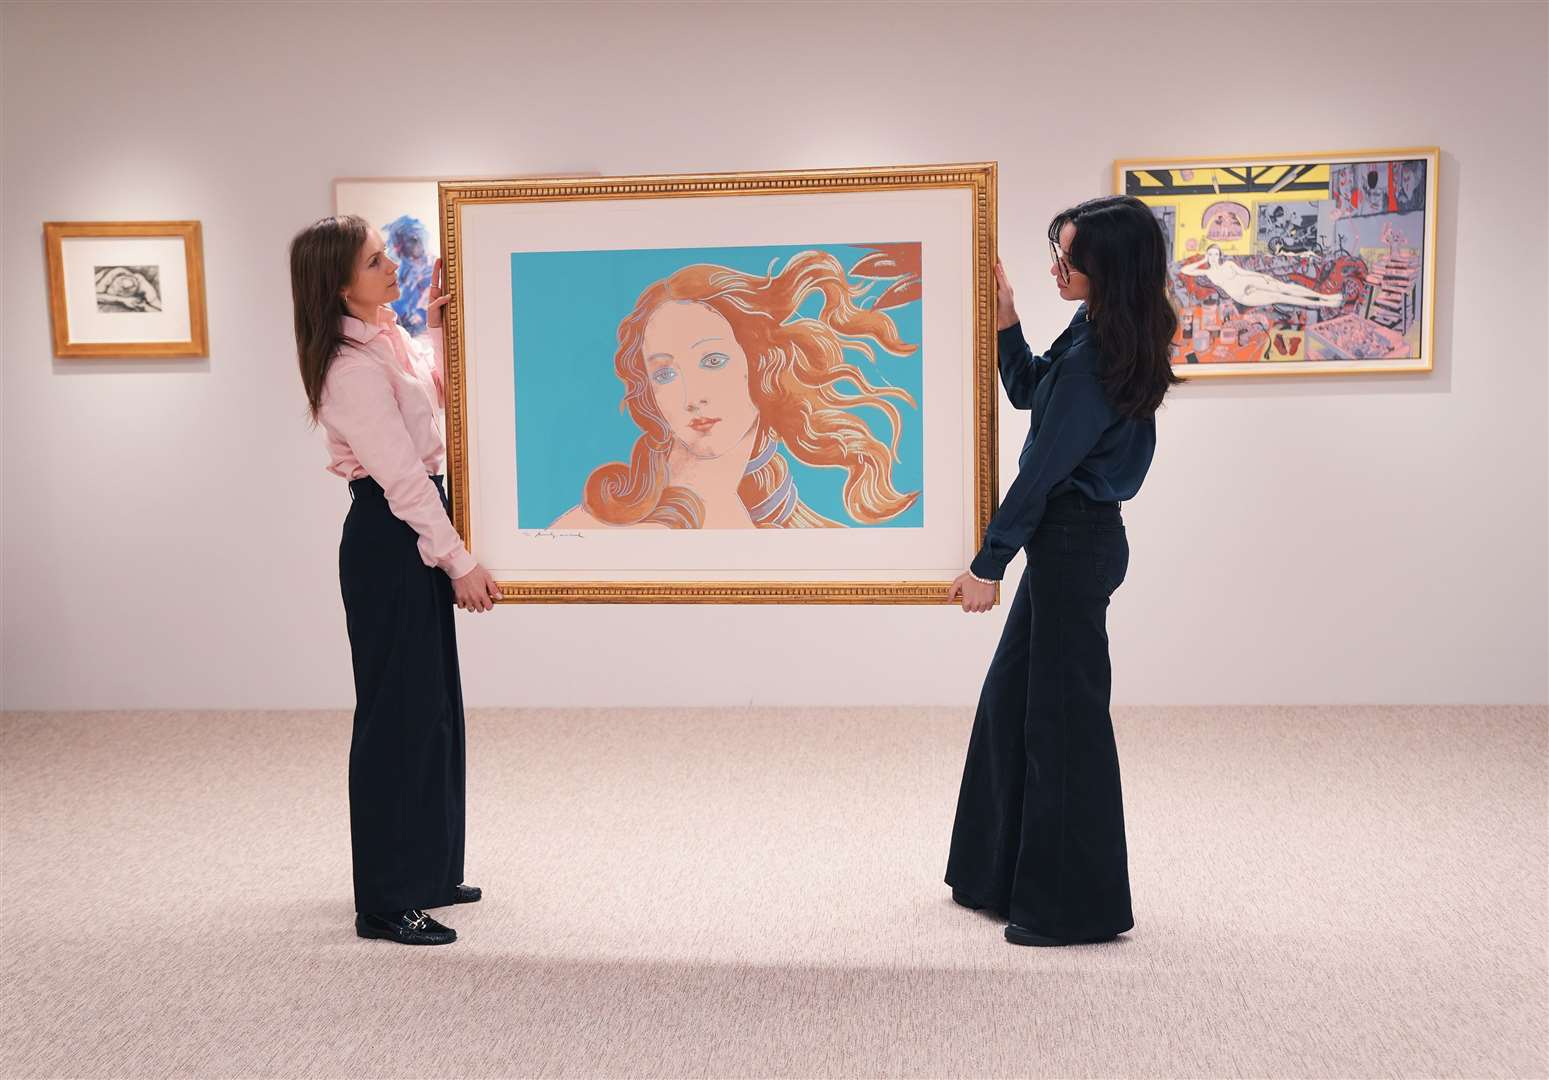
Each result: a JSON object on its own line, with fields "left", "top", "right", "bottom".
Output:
{"left": 290, "top": 214, "right": 369, "bottom": 420}
{"left": 584, "top": 250, "right": 920, "bottom": 528}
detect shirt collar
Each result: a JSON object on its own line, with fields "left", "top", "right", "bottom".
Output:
{"left": 339, "top": 305, "right": 398, "bottom": 345}
{"left": 1059, "top": 303, "right": 1096, "bottom": 340}
{"left": 1052, "top": 304, "right": 1095, "bottom": 351}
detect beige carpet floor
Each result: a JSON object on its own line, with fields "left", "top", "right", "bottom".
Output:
{"left": 0, "top": 706, "right": 1544, "bottom": 1078}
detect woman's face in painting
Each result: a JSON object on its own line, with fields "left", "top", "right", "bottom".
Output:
{"left": 641, "top": 301, "right": 759, "bottom": 460}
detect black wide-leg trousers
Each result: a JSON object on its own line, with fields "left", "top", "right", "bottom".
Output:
{"left": 946, "top": 492, "right": 1134, "bottom": 940}
{"left": 339, "top": 474, "right": 466, "bottom": 915}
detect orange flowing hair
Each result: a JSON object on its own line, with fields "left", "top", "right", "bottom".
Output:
{"left": 582, "top": 250, "right": 920, "bottom": 529}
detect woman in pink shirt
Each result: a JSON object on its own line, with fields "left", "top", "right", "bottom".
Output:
{"left": 290, "top": 214, "right": 501, "bottom": 947}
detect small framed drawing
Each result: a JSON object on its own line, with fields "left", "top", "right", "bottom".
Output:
{"left": 1116, "top": 147, "right": 1439, "bottom": 377}
{"left": 440, "top": 163, "right": 999, "bottom": 603}
{"left": 43, "top": 221, "right": 209, "bottom": 359}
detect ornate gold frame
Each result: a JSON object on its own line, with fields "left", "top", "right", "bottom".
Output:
{"left": 438, "top": 163, "right": 998, "bottom": 604}
{"left": 43, "top": 220, "right": 208, "bottom": 359}
{"left": 1114, "top": 147, "right": 1440, "bottom": 379}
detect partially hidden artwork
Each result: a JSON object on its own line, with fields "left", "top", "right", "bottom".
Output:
{"left": 334, "top": 173, "right": 598, "bottom": 339}
{"left": 441, "top": 164, "right": 998, "bottom": 603}
{"left": 333, "top": 180, "right": 441, "bottom": 338}
{"left": 43, "top": 221, "right": 208, "bottom": 359}
{"left": 1117, "top": 149, "right": 1438, "bottom": 376}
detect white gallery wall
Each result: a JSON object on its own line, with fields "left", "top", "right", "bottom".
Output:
{"left": 2, "top": 1, "right": 1545, "bottom": 710}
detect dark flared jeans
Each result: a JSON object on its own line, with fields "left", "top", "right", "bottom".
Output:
{"left": 946, "top": 491, "right": 1134, "bottom": 940}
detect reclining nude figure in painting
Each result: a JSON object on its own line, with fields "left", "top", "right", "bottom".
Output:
{"left": 1180, "top": 245, "right": 1345, "bottom": 309}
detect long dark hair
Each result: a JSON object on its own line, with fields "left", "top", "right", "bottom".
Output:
{"left": 290, "top": 214, "right": 369, "bottom": 420}
{"left": 1049, "top": 196, "right": 1180, "bottom": 418}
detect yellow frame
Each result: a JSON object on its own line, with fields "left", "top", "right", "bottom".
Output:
{"left": 437, "top": 163, "right": 999, "bottom": 604}
{"left": 1114, "top": 147, "right": 1439, "bottom": 379}
{"left": 43, "top": 220, "right": 209, "bottom": 359}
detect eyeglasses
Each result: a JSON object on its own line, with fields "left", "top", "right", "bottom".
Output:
{"left": 1049, "top": 240, "right": 1076, "bottom": 284}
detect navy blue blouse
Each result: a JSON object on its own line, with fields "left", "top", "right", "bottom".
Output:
{"left": 970, "top": 305, "right": 1157, "bottom": 582}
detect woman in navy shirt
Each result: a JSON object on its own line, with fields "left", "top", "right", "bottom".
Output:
{"left": 947, "top": 196, "right": 1179, "bottom": 947}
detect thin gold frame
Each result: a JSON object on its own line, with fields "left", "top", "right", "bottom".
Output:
{"left": 438, "top": 163, "right": 999, "bottom": 604}
{"left": 43, "top": 220, "right": 209, "bottom": 359}
{"left": 1114, "top": 146, "right": 1440, "bottom": 379}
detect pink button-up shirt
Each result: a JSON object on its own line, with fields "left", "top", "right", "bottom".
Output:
{"left": 318, "top": 306, "right": 477, "bottom": 580}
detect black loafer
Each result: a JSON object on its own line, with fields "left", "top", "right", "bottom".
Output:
{"left": 356, "top": 909, "right": 456, "bottom": 946}
{"left": 450, "top": 883, "right": 481, "bottom": 904}
{"left": 1005, "top": 922, "right": 1118, "bottom": 947}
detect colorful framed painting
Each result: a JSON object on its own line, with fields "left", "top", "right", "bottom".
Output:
{"left": 1116, "top": 148, "right": 1439, "bottom": 377}
{"left": 43, "top": 221, "right": 208, "bottom": 359}
{"left": 334, "top": 173, "right": 596, "bottom": 341}
{"left": 439, "top": 163, "right": 998, "bottom": 603}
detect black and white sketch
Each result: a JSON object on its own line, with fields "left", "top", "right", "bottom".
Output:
{"left": 94, "top": 265, "right": 162, "bottom": 313}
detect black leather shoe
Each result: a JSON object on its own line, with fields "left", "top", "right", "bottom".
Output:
{"left": 356, "top": 909, "right": 456, "bottom": 946}
{"left": 1005, "top": 922, "right": 1118, "bottom": 947}
{"left": 450, "top": 883, "right": 481, "bottom": 904}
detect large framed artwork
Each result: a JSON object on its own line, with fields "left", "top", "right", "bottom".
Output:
{"left": 1116, "top": 148, "right": 1439, "bottom": 377}
{"left": 43, "top": 221, "right": 208, "bottom": 359}
{"left": 334, "top": 173, "right": 595, "bottom": 341}
{"left": 439, "top": 163, "right": 998, "bottom": 603}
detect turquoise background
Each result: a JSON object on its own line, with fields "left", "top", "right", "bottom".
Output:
{"left": 510, "top": 243, "right": 924, "bottom": 529}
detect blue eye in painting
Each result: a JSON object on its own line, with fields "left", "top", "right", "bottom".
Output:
{"left": 650, "top": 366, "right": 678, "bottom": 385}
{"left": 700, "top": 353, "right": 729, "bottom": 370}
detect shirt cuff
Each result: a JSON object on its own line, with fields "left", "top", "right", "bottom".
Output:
{"left": 429, "top": 324, "right": 446, "bottom": 370}
{"left": 997, "top": 322, "right": 1028, "bottom": 351}
{"left": 969, "top": 547, "right": 1010, "bottom": 583}
{"left": 442, "top": 547, "right": 478, "bottom": 581}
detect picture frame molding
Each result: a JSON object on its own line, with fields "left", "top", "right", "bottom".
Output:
{"left": 1113, "top": 145, "right": 1440, "bottom": 379}
{"left": 438, "top": 162, "right": 1000, "bottom": 604}
{"left": 43, "top": 219, "right": 209, "bottom": 359}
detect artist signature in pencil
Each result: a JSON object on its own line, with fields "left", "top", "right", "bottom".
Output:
{"left": 528, "top": 529, "right": 585, "bottom": 540}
